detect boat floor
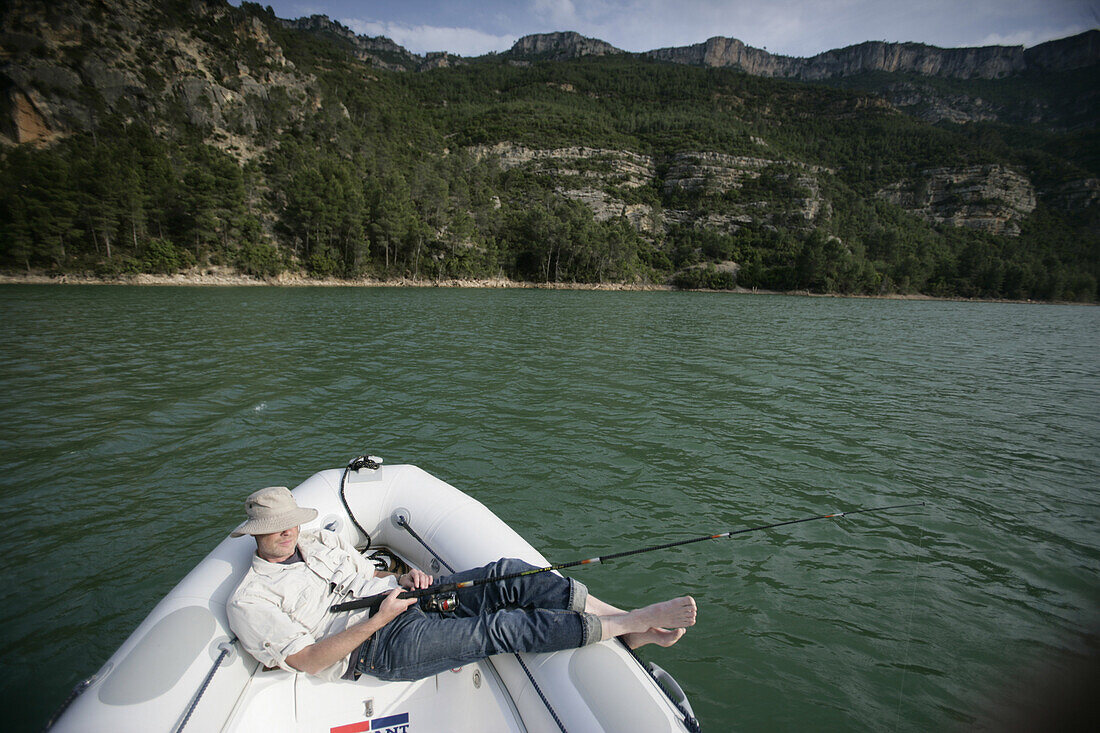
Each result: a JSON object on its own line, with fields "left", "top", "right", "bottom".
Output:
{"left": 223, "top": 545, "right": 527, "bottom": 733}
{"left": 225, "top": 657, "right": 525, "bottom": 732}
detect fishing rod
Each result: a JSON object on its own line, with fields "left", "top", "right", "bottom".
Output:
{"left": 330, "top": 501, "right": 925, "bottom": 614}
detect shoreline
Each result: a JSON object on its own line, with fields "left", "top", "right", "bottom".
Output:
{"left": 0, "top": 270, "right": 1086, "bottom": 305}
{"left": 0, "top": 270, "right": 672, "bottom": 291}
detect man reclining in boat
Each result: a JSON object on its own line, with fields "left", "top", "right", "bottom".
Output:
{"left": 226, "top": 486, "right": 697, "bottom": 682}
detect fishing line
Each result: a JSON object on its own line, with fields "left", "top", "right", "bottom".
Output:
{"left": 893, "top": 517, "right": 927, "bottom": 732}
{"left": 331, "top": 501, "right": 926, "bottom": 614}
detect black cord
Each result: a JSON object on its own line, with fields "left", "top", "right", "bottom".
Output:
{"left": 396, "top": 516, "right": 455, "bottom": 574}
{"left": 619, "top": 640, "right": 701, "bottom": 731}
{"left": 174, "top": 642, "right": 234, "bottom": 733}
{"left": 42, "top": 677, "right": 93, "bottom": 731}
{"left": 340, "top": 456, "right": 378, "bottom": 549}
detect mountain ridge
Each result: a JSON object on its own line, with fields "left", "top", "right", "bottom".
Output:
{"left": 3, "top": 0, "right": 1094, "bottom": 144}
{"left": 643, "top": 31, "right": 1100, "bottom": 80}
{"left": 0, "top": 0, "right": 1096, "bottom": 301}
{"left": 200, "top": 8, "right": 1099, "bottom": 83}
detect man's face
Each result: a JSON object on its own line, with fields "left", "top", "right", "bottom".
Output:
{"left": 255, "top": 525, "right": 299, "bottom": 561}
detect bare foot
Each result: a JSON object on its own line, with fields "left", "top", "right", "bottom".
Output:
{"left": 632, "top": 596, "right": 697, "bottom": 630}
{"left": 623, "top": 627, "right": 686, "bottom": 649}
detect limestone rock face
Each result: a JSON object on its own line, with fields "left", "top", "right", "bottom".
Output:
{"left": 280, "top": 15, "right": 461, "bottom": 72}
{"left": 876, "top": 82, "right": 1002, "bottom": 124}
{"left": 2, "top": 56, "right": 99, "bottom": 140}
{"left": 469, "top": 143, "right": 833, "bottom": 234}
{"left": 662, "top": 152, "right": 775, "bottom": 192}
{"left": 648, "top": 37, "right": 1026, "bottom": 79}
{"left": 0, "top": 0, "right": 316, "bottom": 154}
{"left": 507, "top": 32, "right": 624, "bottom": 61}
{"left": 877, "top": 165, "right": 1037, "bottom": 236}
{"left": 646, "top": 31, "right": 1099, "bottom": 129}
{"left": 468, "top": 143, "right": 661, "bottom": 229}
{"left": 5, "top": 88, "right": 55, "bottom": 144}
{"left": 648, "top": 31, "right": 1099, "bottom": 81}
{"left": 561, "top": 187, "right": 660, "bottom": 232}
{"left": 469, "top": 143, "right": 655, "bottom": 187}
{"left": 662, "top": 152, "right": 831, "bottom": 225}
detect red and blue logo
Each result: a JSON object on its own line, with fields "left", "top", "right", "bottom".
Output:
{"left": 331, "top": 712, "right": 409, "bottom": 733}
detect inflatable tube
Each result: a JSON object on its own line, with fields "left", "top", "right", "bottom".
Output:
{"left": 49, "top": 463, "right": 698, "bottom": 732}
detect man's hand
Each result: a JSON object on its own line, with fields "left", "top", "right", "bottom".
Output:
{"left": 286, "top": 588, "right": 415, "bottom": 675}
{"left": 398, "top": 568, "right": 433, "bottom": 590}
{"left": 376, "top": 587, "right": 418, "bottom": 623}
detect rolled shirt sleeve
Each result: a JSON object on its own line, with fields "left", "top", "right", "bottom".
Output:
{"left": 227, "top": 593, "right": 317, "bottom": 672}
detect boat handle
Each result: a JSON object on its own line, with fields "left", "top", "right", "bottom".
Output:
{"left": 646, "top": 661, "right": 697, "bottom": 720}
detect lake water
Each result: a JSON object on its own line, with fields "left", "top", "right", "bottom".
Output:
{"left": 1, "top": 285, "right": 1098, "bottom": 731}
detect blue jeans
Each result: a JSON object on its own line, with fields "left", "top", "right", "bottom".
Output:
{"left": 356, "top": 558, "right": 601, "bottom": 681}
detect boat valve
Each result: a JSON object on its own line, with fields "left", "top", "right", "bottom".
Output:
{"left": 421, "top": 592, "right": 458, "bottom": 613}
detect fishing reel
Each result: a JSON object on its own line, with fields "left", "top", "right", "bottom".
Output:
{"left": 420, "top": 591, "right": 458, "bottom": 613}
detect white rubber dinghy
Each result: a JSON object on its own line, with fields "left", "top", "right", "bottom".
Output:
{"left": 49, "top": 462, "right": 699, "bottom": 732}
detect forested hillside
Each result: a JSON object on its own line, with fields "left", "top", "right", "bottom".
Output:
{"left": 1, "top": 0, "right": 1097, "bottom": 300}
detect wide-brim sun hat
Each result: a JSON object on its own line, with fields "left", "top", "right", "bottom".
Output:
{"left": 230, "top": 486, "right": 318, "bottom": 537}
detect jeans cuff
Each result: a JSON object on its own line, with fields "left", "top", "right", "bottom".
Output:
{"left": 580, "top": 612, "right": 602, "bottom": 646}
{"left": 568, "top": 577, "right": 589, "bottom": 613}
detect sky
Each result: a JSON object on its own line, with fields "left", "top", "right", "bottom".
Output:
{"left": 240, "top": 0, "right": 1099, "bottom": 58}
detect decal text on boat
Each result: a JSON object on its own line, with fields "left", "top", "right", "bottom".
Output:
{"left": 331, "top": 712, "right": 410, "bottom": 733}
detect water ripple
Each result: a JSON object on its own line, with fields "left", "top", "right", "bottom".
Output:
{"left": 1, "top": 286, "right": 1098, "bottom": 731}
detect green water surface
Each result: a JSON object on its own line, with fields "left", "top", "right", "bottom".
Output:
{"left": 1, "top": 285, "right": 1097, "bottom": 731}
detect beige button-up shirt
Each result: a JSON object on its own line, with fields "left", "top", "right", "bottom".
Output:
{"left": 227, "top": 529, "right": 399, "bottom": 680}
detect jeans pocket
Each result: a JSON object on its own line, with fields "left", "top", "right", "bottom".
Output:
{"left": 363, "top": 636, "right": 377, "bottom": 673}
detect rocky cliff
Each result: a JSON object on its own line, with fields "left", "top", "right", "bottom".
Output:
{"left": 0, "top": 0, "right": 319, "bottom": 150}
{"left": 5, "top": 0, "right": 1094, "bottom": 150}
{"left": 493, "top": 28, "right": 1100, "bottom": 80}
{"left": 646, "top": 31, "right": 1099, "bottom": 128}
{"left": 647, "top": 30, "right": 1099, "bottom": 81}
{"left": 467, "top": 142, "right": 1051, "bottom": 239}
{"left": 876, "top": 165, "right": 1037, "bottom": 236}
{"left": 469, "top": 143, "right": 835, "bottom": 235}
{"left": 1, "top": 0, "right": 1094, "bottom": 298}
{"left": 280, "top": 15, "right": 462, "bottom": 71}
{"left": 506, "top": 32, "right": 623, "bottom": 61}
{"left": 505, "top": 29, "right": 1099, "bottom": 128}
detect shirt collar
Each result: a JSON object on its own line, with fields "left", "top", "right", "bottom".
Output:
{"left": 249, "top": 530, "right": 320, "bottom": 576}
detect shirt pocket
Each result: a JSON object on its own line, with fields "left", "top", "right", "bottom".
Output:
{"left": 328, "top": 555, "right": 369, "bottom": 595}
{"left": 283, "top": 586, "right": 317, "bottom": 626}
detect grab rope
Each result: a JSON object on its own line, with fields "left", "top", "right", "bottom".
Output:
{"left": 619, "top": 640, "right": 701, "bottom": 732}
{"left": 341, "top": 455, "right": 380, "bottom": 550}
{"left": 394, "top": 516, "right": 452, "bottom": 575}
{"left": 42, "top": 675, "right": 96, "bottom": 731}
{"left": 394, "top": 516, "right": 569, "bottom": 733}
{"left": 514, "top": 652, "right": 570, "bottom": 733}
{"left": 173, "top": 639, "right": 235, "bottom": 733}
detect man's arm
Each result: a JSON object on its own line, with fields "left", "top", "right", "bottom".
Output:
{"left": 285, "top": 588, "right": 416, "bottom": 675}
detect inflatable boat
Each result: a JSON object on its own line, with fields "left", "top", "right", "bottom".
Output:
{"left": 48, "top": 460, "right": 700, "bottom": 732}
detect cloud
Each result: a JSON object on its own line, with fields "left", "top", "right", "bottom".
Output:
{"left": 975, "top": 31, "right": 1048, "bottom": 47}
{"left": 518, "top": 0, "right": 1096, "bottom": 57}
{"left": 975, "top": 24, "right": 1094, "bottom": 49}
{"left": 515, "top": 0, "right": 851, "bottom": 55}
{"left": 325, "top": 0, "right": 1094, "bottom": 59}
{"left": 345, "top": 18, "right": 516, "bottom": 56}
{"left": 531, "top": 0, "right": 579, "bottom": 27}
